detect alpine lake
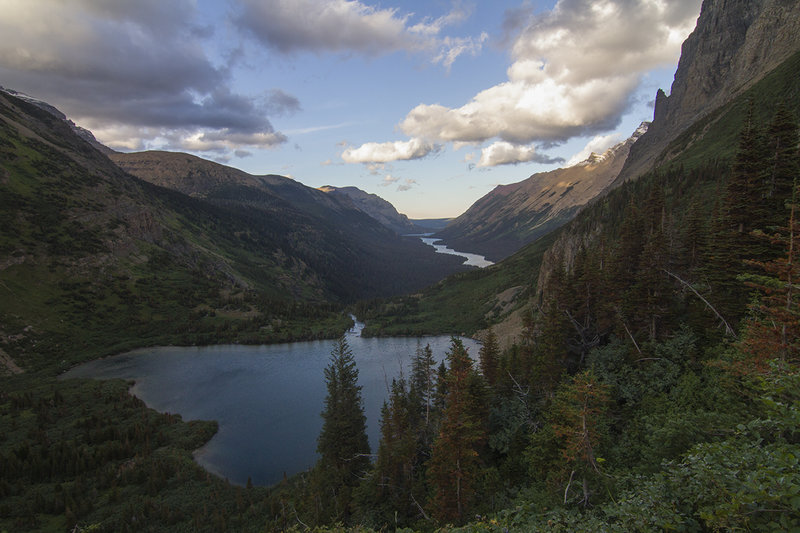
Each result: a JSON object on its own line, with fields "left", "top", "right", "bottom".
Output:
{"left": 62, "top": 321, "right": 480, "bottom": 487}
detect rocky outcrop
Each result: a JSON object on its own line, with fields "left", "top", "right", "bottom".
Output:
{"left": 535, "top": 0, "right": 800, "bottom": 303}
{"left": 614, "top": 0, "right": 800, "bottom": 185}
{"left": 436, "top": 124, "right": 648, "bottom": 261}
{"left": 318, "top": 185, "right": 419, "bottom": 234}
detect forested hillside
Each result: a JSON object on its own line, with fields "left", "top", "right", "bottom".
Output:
{"left": 2, "top": 0, "right": 800, "bottom": 530}
{"left": 255, "top": 89, "right": 800, "bottom": 532}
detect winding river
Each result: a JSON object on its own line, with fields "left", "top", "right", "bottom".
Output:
{"left": 61, "top": 321, "right": 479, "bottom": 487}
{"left": 414, "top": 234, "right": 494, "bottom": 268}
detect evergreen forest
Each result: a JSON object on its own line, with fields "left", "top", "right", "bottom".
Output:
{"left": 258, "top": 102, "right": 800, "bottom": 531}
{"left": 3, "top": 99, "right": 799, "bottom": 532}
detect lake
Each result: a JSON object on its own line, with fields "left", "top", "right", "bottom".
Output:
{"left": 61, "top": 321, "right": 480, "bottom": 487}
{"left": 413, "top": 234, "right": 494, "bottom": 268}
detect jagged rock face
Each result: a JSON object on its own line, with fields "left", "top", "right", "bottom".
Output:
{"left": 615, "top": 0, "right": 800, "bottom": 184}
{"left": 436, "top": 124, "right": 648, "bottom": 261}
{"left": 317, "top": 185, "right": 418, "bottom": 234}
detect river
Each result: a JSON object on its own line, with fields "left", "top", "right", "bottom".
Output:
{"left": 61, "top": 321, "right": 479, "bottom": 487}
{"left": 414, "top": 234, "right": 494, "bottom": 268}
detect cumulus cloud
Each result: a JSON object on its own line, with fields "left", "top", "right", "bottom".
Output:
{"left": 233, "top": 0, "right": 485, "bottom": 67}
{"left": 0, "top": 0, "right": 292, "bottom": 155}
{"left": 566, "top": 133, "right": 623, "bottom": 167}
{"left": 342, "top": 138, "right": 440, "bottom": 164}
{"left": 398, "top": 0, "right": 701, "bottom": 163}
{"left": 477, "top": 141, "right": 565, "bottom": 168}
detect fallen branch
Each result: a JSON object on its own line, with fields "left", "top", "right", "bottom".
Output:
{"left": 564, "top": 470, "right": 576, "bottom": 504}
{"left": 663, "top": 269, "right": 736, "bottom": 338}
{"left": 411, "top": 491, "right": 431, "bottom": 521}
{"left": 622, "top": 321, "right": 642, "bottom": 355}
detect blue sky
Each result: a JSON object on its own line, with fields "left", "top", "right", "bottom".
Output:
{"left": 0, "top": 0, "right": 702, "bottom": 218}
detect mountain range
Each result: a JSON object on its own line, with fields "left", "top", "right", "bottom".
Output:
{"left": 364, "top": 0, "right": 800, "bottom": 345}
{"left": 435, "top": 123, "right": 648, "bottom": 261}
{"left": 0, "top": 90, "right": 467, "bottom": 369}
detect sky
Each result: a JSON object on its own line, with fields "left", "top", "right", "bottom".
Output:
{"left": 0, "top": 0, "right": 703, "bottom": 219}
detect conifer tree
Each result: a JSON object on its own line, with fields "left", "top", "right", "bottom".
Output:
{"left": 763, "top": 103, "right": 800, "bottom": 224}
{"left": 410, "top": 343, "right": 437, "bottom": 428}
{"left": 373, "top": 377, "right": 418, "bottom": 523}
{"left": 724, "top": 100, "right": 766, "bottom": 235}
{"left": 427, "top": 338, "right": 486, "bottom": 524}
{"left": 316, "top": 336, "right": 371, "bottom": 521}
{"left": 479, "top": 328, "right": 500, "bottom": 387}
{"left": 706, "top": 107, "right": 769, "bottom": 325}
{"left": 741, "top": 180, "right": 800, "bottom": 366}
{"left": 549, "top": 369, "right": 610, "bottom": 507}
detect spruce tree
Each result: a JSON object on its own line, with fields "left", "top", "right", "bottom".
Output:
{"left": 479, "top": 328, "right": 500, "bottom": 387}
{"left": 373, "top": 377, "right": 418, "bottom": 524}
{"left": 427, "top": 338, "right": 486, "bottom": 524}
{"left": 741, "top": 180, "right": 800, "bottom": 366}
{"left": 764, "top": 103, "right": 799, "bottom": 223}
{"left": 316, "top": 336, "right": 371, "bottom": 521}
{"left": 410, "top": 343, "right": 437, "bottom": 428}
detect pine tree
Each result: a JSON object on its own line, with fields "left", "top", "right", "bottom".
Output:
{"left": 549, "top": 369, "right": 610, "bottom": 507}
{"left": 706, "top": 107, "right": 769, "bottom": 325}
{"left": 741, "top": 180, "right": 800, "bottom": 367}
{"left": 478, "top": 328, "right": 500, "bottom": 387}
{"left": 427, "top": 338, "right": 487, "bottom": 524}
{"left": 724, "top": 100, "right": 767, "bottom": 235}
{"left": 410, "top": 343, "right": 437, "bottom": 428}
{"left": 373, "top": 377, "right": 418, "bottom": 523}
{"left": 316, "top": 336, "right": 371, "bottom": 522}
{"left": 763, "top": 103, "right": 800, "bottom": 225}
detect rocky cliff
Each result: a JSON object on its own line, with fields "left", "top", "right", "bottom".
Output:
{"left": 614, "top": 0, "right": 800, "bottom": 185}
{"left": 436, "top": 123, "right": 648, "bottom": 261}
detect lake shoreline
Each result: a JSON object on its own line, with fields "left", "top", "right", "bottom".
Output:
{"left": 60, "top": 328, "right": 481, "bottom": 487}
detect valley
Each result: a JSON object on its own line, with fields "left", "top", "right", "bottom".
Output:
{"left": 2, "top": 0, "right": 800, "bottom": 531}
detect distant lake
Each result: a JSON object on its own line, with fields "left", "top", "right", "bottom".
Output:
{"left": 61, "top": 322, "right": 480, "bottom": 487}
{"left": 413, "top": 234, "right": 494, "bottom": 268}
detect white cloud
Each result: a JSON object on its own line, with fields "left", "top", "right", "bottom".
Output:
{"left": 478, "top": 142, "right": 536, "bottom": 167}
{"left": 566, "top": 133, "right": 623, "bottom": 167}
{"left": 477, "top": 141, "right": 564, "bottom": 167}
{"left": 342, "top": 138, "right": 440, "bottom": 164}
{"left": 399, "top": 0, "right": 701, "bottom": 148}
{"left": 168, "top": 130, "right": 288, "bottom": 153}
{"left": 234, "top": 0, "right": 485, "bottom": 67}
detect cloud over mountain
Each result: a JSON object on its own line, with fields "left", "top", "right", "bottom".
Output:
{"left": 396, "top": 0, "right": 701, "bottom": 164}
{"left": 342, "top": 138, "right": 440, "bottom": 163}
{"left": 477, "top": 141, "right": 564, "bottom": 168}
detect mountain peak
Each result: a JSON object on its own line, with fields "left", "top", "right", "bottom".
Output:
{"left": 614, "top": 0, "right": 800, "bottom": 184}
{"left": 573, "top": 122, "right": 649, "bottom": 168}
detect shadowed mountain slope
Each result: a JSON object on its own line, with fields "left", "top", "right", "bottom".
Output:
{"left": 0, "top": 91, "right": 466, "bottom": 370}
{"left": 435, "top": 124, "right": 647, "bottom": 261}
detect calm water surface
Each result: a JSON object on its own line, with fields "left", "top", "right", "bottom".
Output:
{"left": 62, "top": 321, "right": 479, "bottom": 486}
{"left": 416, "top": 235, "right": 494, "bottom": 268}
